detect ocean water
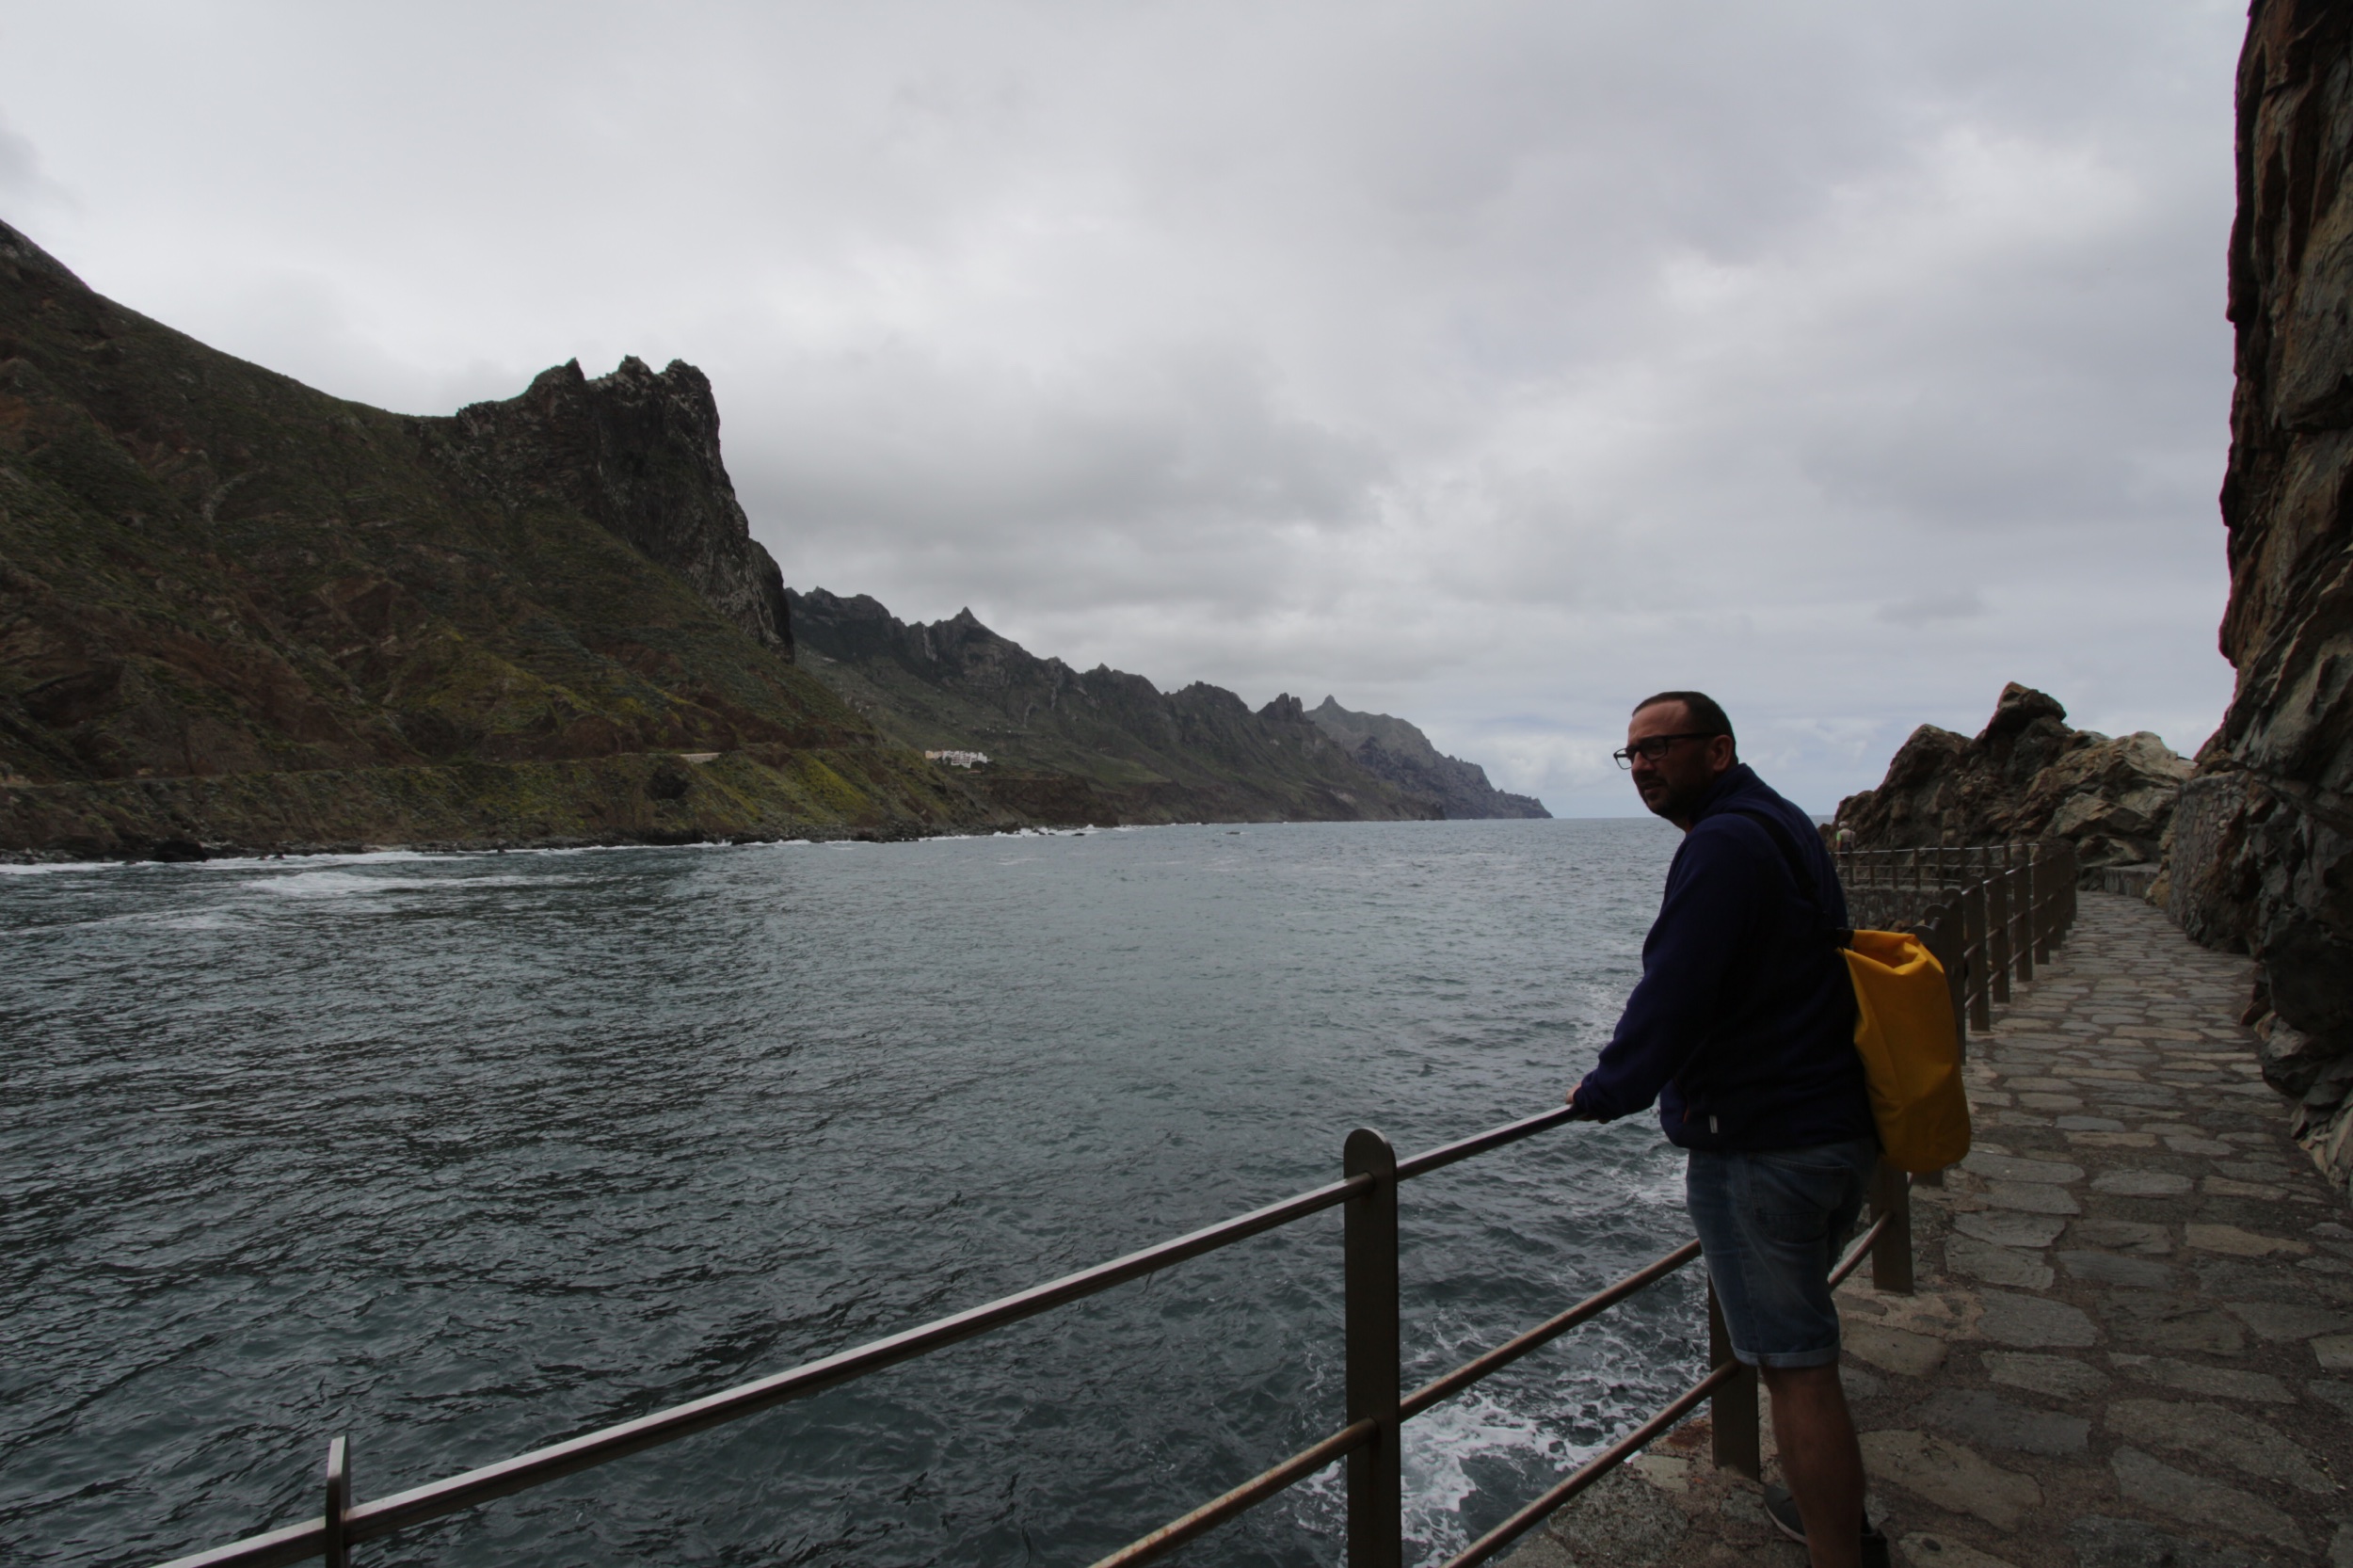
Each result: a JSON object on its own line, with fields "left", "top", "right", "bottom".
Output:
{"left": 0, "top": 818, "right": 1706, "bottom": 1568}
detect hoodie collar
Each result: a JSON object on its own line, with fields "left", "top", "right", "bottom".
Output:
{"left": 1691, "top": 762, "right": 1762, "bottom": 823}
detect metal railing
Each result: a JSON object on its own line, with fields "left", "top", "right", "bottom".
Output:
{"left": 1834, "top": 840, "right": 2079, "bottom": 1042}
{"left": 152, "top": 1106, "right": 1922, "bottom": 1568}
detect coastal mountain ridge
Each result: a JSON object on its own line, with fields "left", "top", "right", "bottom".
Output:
{"left": 1305, "top": 696, "right": 1549, "bottom": 820}
{"left": 0, "top": 216, "right": 1534, "bottom": 855}
{"left": 787, "top": 587, "right": 1467, "bottom": 824}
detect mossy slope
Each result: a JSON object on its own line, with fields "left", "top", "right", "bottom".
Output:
{"left": 0, "top": 220, "right": 999, "bottom": 854}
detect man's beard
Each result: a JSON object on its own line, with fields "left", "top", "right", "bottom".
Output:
{"left": 1643, "top": 774, "right": 1714, "bottom": 824}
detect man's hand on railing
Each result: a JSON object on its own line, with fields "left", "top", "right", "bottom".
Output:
{"left": 1561, "top": 1085, "right": 1604, "bottom": 1121}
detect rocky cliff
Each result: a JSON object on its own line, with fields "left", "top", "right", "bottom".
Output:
{"left": 440, "top": 357, "right": 793, "bottom": 654}
{"left": 788, "top": 587, "right": 1446, "bottom": 824}
{"left": 1305, "top": 696, "right": 1548, "bottom": 819}
{"left": 2169, "top": 0, "right": 2353, "bottom": 1197}
{"left": 0, "top": 218, "right": 988, "bottom": 855}
{"left": 1834, "top": 683, "right": 2189, "bottom": 872}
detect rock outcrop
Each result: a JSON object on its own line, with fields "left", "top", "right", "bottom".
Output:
{"left": 1305, "top": 696, "right": 1549, "bottom": 819}
{"left": 0, "top": 216, "right": 987, "bottom": 854}
{"left": 2169, "top": 0, "right": 2353, "bottom": 1198}
{"left": 787, "top": 587, "right": 1449, "bottom": 824}
{"left": 1834, "top": 684, "right": 2189, "bottom": 873}
{"left": 439, "top": 358, "right": 792, "bottom": 654}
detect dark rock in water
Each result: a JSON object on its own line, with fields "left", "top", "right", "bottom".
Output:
{"left": 785, "top": 588, "right": 1447, "bottom": 825}
{"left": 2169, "top": 0, "right": 2353, "bottom": 1205}
{"left": 0, "top": 216, "right": 992, "bottom": 856}
{"left": 1833, "top": 683, "right": 2188, "bottom": 872}
{"left": 1305, "top": 696, "right": 1549, "bottom": 819}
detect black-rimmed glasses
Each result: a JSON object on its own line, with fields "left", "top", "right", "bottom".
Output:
{"left": 1612, "top": 732, "right": 1718, "bottom": 769}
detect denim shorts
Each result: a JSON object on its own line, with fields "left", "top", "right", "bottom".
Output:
{"left": 1684, "top": 1137, "right": 1877, "bottom": 1368}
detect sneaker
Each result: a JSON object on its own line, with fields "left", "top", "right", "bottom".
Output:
{"left": 1761, "top": 1484, "right": 1890, "bottom": 1565}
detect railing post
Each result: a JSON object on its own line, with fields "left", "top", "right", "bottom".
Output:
{"left": 1986, "top": 865, "right": 2012, "bottom": 1006}
{"left": 1868, "top": 1162, "right": 1914, "bottom": 1295}
{"left": 2010, "top": 859, "right": 2035, "bottom": 984}
{"left": 2030, "top": 856, "right": 2041, "bottom": 960}
{"left": 1917, "top": 902, "right": 1964, "bottom": 1185}
{"left": 1343, "top": 1128, "right": 1401, "bottom": 1568}
{"left": 1705, "top": 1279, "right": 1761, "bottom": 1480}
{"left": 324, "top": 1435, "right": 350, "bottom": 1568}
{"left": 1960, "top": 881, "right": 1991, "bottom": 1033}
{"left": 1923, "top": 903, "right": 1966, "bottom": 1057}
{"left": 2029, "top": 848, "right": 2052, "bottom": 965}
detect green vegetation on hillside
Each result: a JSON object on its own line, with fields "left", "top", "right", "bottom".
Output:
{"left": 0, "top": 220, "right": 990, "bottom": 854}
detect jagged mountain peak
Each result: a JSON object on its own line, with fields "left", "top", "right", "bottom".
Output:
{"left": 440, "top": 349, "right": 791, "bottom": 652}
{"left": 1305, "top": 696, "right": 1549, "bottom": 819}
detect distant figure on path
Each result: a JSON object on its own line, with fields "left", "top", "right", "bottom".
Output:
{"left": 1564, "top": 692, "right": 1883, "bottom": 1568}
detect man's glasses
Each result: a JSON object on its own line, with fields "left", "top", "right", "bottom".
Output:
{"left": 1612, "top": 732, "right": 1718, "bottom": 769}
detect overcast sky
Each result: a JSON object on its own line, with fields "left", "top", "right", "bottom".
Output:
{"left": 0, "top": 1, "right": 2246, "bottom": 812}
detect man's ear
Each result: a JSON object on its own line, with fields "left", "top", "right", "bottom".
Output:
{"left": 1708, "top": 734, "right": 1737, "bottom": 773}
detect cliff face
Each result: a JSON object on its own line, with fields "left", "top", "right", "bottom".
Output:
{"left": 0, "top": 218, "right": 984, "bottom": 854}
{"left": 788, "top": 587, "right": 1446, "bottom": 824}
{"left": 2169, "top": 0, "right": 2353, "bottom": 1191}
{"left": 439, "top": 357, "right": 792, "bottom": 654}
{"left": 1834, "top": 683, "right": 2189, "bottom": 872}
{"left": 1305, "top": 696, "right": 1549, "bottom": 819}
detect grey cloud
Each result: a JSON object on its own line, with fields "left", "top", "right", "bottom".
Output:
{"left": 0, "top": 0, "right": 2249, "bottom": 812}
{"left": 0, "top": 110, "right": 67, "bottom": 209}
{"left": 1878, "top": 590, "right": 1988, "bottom": 625}
{"left": 0, "top": 121, "right": 35, "bottom": 196}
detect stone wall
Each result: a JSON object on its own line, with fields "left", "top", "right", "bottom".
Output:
{"left": 2170, "top": 0, "right": 2353, "bottom": 1194}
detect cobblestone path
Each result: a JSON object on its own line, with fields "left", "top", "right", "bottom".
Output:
{"left": 1506, "top": 891, "right": 2352, "bottom": 1568}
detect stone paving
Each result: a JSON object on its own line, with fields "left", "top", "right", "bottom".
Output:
{"left": 1505, "top": 892, "right": 2353, "bottom": 1568}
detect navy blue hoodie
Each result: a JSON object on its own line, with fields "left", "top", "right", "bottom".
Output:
{"left": 1571, "top": 764, "right": 1874, "bottom": 1152}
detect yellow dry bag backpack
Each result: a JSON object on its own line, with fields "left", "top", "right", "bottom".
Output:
{"left": 1735, "top": 812, "right": 1971, "bottom": 1175}
{"left": 1840, "top": 928, "right": 1971, "bottom": 1174}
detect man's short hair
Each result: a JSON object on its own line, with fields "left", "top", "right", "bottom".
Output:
{"left": 1633, "top": 690, "right": 1735, "bottom": 741}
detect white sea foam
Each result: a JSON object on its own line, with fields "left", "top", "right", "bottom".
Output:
{"left": 1292, "top": 1382, "right": 1606, "bottom": 1560}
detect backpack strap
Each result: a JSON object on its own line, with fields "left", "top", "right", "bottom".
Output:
{"left": 1724, "top": 807, "right": 1854, "bottom": 950}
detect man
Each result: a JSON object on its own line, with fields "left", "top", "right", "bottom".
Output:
{"left": 1565, "top": 692, "right": 1883, "bottom": 1568}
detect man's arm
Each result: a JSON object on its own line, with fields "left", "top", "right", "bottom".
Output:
{"left": 1566, "top": 823, "right": 1773, "bottom": 1122}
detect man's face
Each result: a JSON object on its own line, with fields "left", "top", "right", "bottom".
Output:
{"left": 1626, "top": 701, "right": 1737, "bottom": 827}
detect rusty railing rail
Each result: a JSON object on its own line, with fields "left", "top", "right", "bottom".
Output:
{"left": 151, "top": 1095, "right": 1929, "bottom": 1568}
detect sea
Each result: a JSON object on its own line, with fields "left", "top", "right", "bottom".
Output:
{"left": 0, "top": 818, "right": 1708, "bottom": 1568}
